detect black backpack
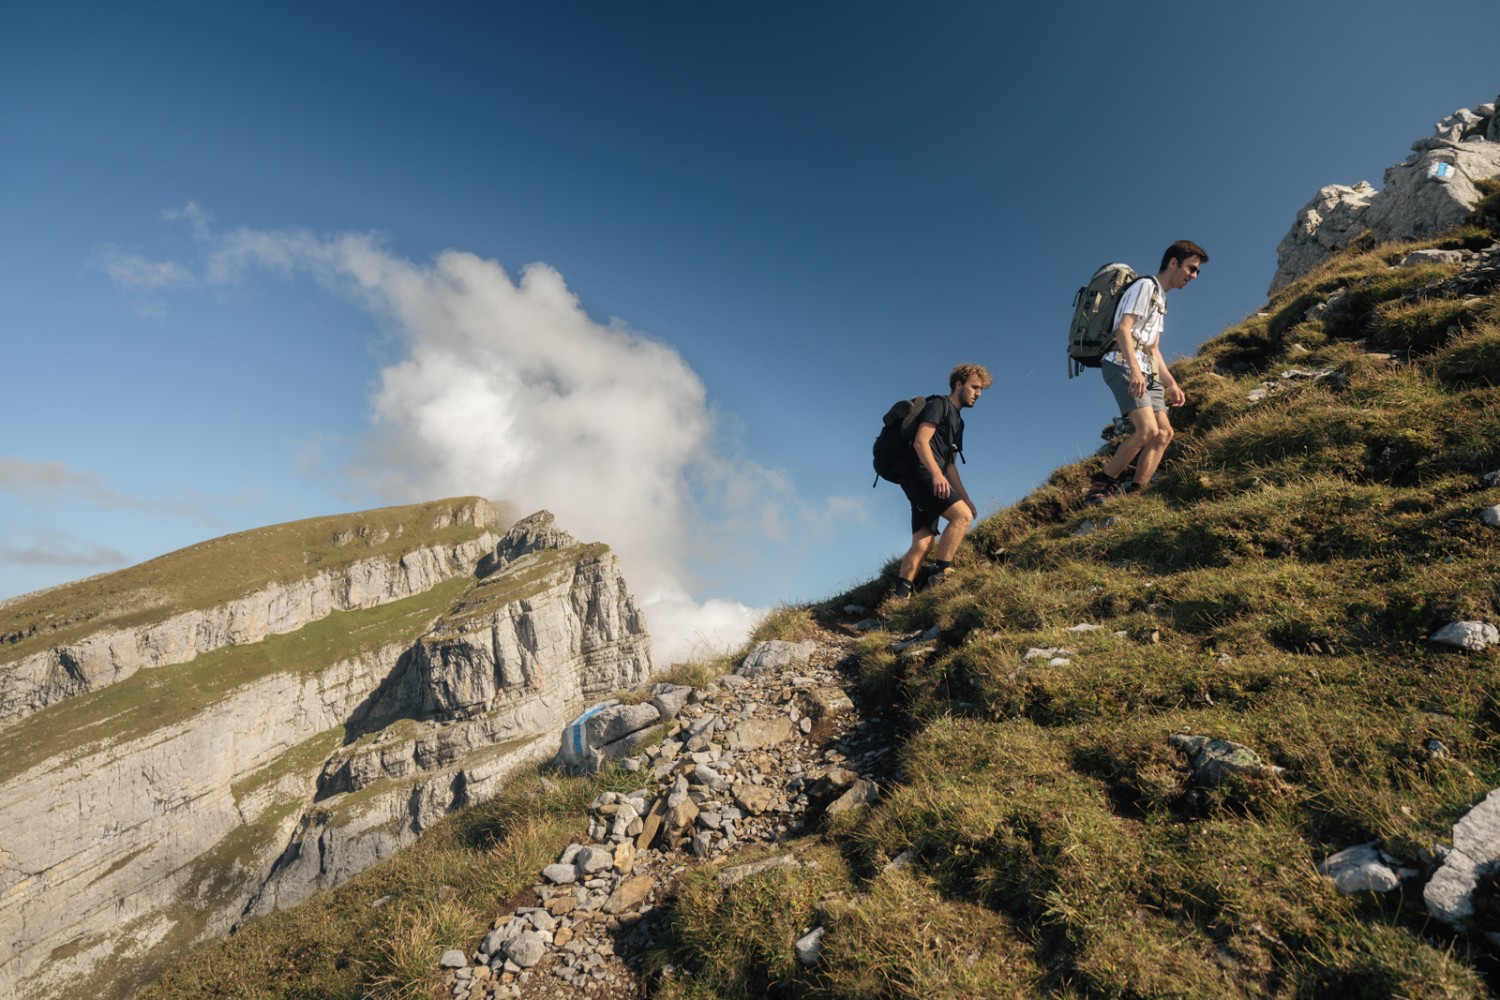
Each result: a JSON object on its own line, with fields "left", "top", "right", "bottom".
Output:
{"left": 871, "top": 395, "right": 957, "bottom": 486}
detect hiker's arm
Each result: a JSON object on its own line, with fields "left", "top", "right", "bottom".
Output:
{"left": 1152, "top": 342, "right": 1185, "bottom": 406}
{"left": 946, "top": 462, "right": 977, "bottom": 519}
{"left": 1114, "top": 313, "right": 1146, "bottom": 399}
{"left": 912, "top": 423, "right": 950, "bottom": 498}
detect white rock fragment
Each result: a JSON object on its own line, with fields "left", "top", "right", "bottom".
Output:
{"left": 1317, "top": 842, "right": 1400, "bottom": 893}
{"left": 1427, "top": 789, "right": 1500, "bottom": 927}
{"left": 795, "top": 926, "right": 826, "bottom": 965}
{"left": 1429, "top": 621, "right": 1500, "bottom": 651}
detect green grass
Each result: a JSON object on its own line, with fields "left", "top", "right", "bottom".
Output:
{"left": 146, "top": 225, "right": 1500, "bottom": 997}
{"left": 140, "top": 763, "right": 640, "bottom": 1000}
{"left": 647, "top": 226, "right": 1500, "bottom": 997}
{"left": 0, "top": 496, "right": 498, "bottom": 665}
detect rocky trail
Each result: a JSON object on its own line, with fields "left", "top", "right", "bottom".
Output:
{"left": 436, "top": 605, "right": 906, "bottom": 999}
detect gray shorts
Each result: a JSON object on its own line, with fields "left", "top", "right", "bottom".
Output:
{"left": 1102, "top": 361, "right": 1165, "bottom": 415}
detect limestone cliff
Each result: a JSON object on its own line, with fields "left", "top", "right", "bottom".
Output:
{"left": 1270, "top": 93, "right": 1500, "bottom": 293}
{"left": 0, "top": 505, "right": 652, "bottom": 1000}
{"left": 0, "top": 497, "right": 501, "bottom": 729}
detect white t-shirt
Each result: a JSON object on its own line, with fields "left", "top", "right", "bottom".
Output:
{"left": 1103, "top": 276, "right": 1165, "bottom": 374}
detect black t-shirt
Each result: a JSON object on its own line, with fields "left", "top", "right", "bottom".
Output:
{"left": 917, "top": 395, "right": 963, "bottom": 471}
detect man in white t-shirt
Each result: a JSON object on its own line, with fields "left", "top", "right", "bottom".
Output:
{"left": 1085, "top": 239, "right": 1208, "bottom": 505}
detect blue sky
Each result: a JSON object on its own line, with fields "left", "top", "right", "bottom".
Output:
{"left": 2, "top": 2, "right": 1497, "bottom": 659}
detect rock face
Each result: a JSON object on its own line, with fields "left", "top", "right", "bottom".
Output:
{"left": 1270, "top": 94, "right": 1500, "bottom": 293}
{"left": 0, "top": 498, "right": 502, "bottom": 730}
{"left": 0, "top": 507, "right": 651, "bottom": 1000}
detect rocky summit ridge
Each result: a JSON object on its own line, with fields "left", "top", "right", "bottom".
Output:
{"left": 0, "top": 501, "right": 652, "bottom": 1000}
{"left": 1271, "top": 92, "right": 1500, "bottom": 293}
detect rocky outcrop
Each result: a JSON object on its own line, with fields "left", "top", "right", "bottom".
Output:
{"left": 247, "top": 513, "right": 652, "bottom": 915}
{"left": 0, "top": 510, "right": 501, "bottom": 730}
{"left": 0, "top": 508, "right": 651, "bottom": 1000}
{"left": 1270, "top": 94, "right": 1500, "bottom": 293}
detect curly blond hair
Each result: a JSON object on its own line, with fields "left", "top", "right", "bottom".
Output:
{"left": 949, "top": 363, "right": 993, "bottom": 390}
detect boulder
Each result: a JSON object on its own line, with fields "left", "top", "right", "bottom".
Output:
{"left": 1429, "top": 621, "right": 1500, "bottom": 651}
{"left": 1270, "top": 93, "right": 1500, "bottom": 293}
{"left": 1170, "top": 734, "right": 1285, "bottom": 786}
{"left": 1317, "top": 842, "right": 1400, "bottom": 893}
{"left": 556, "top": 701, "right": 663, "bottom": 772}
{"left": 738, "top": 639, "right": 817, "bottom": 677}
{"left": 1427, "top": 789, "right": 1500, "bottom": 928}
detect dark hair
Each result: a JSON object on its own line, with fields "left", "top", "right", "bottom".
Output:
{"left": 949, "top": 363, "right": 993, "bottom": 390}
{"left": 1160, "top": 239, "right": 1209, "bottom": 273}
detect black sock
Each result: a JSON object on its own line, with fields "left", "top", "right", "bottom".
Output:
{"left": 894, "top": 579, "right": 913, "bottom": 597}
{"left": 932, "top": 561, "right": 952, "bottom": 573}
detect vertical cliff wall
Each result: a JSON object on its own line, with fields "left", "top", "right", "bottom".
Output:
{"left": 0, "top": 505, "right": 652, "bottom": 1000}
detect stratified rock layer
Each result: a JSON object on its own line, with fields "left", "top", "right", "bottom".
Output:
{"left": 0, "top": 506, "right": 651, "bottom": 1000}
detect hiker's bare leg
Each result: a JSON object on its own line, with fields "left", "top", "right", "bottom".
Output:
{"left": 1102, "top": 407, "right": 1157, "bottom": 480}
{"left": 899, "top": 529, "right": 936, "bottom": 582}
{"left": 931, "top": 500, "right": 973, "bottom": 563}
{"left": 1132, "top": 411, "right": 1175, "bottom": 485}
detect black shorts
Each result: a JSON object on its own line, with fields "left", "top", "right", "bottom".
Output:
{"left": 900, "top": 470, "right": 959, "bottom": 536}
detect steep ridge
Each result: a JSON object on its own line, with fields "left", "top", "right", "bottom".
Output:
{"left": 0, "top": 503, "right": 652, "bottom": 1000}
{"left": 139, "top": 96, "right": 1500, "bottom": 1000}
{"left": 0, "top": 497, "right": 500, "bottom": 728}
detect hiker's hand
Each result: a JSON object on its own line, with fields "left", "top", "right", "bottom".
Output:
{"left": 1128, "top": 371, "right": 1146, "bottom": 399}
{"left": 1167, "top": 382, "right": 1185, "bottom": 407}
{"left": 932, "top": 475, "right": 951, "bottom": 499}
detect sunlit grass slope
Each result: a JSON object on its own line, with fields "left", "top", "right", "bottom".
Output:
{"left": 661, "top": 222, "right": 1500, "bottom": 997}
{"left": 0, "top": 496, "right": 497, "bottom": 663}
{"left": 145, "top": 215, "right": 1499, "bottom": 998}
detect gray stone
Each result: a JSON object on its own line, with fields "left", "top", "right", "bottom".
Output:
{"left": 575, "top": 846, "right": 614, "bottom": 875}
{"left": 1482, "top": 505, "right": 1500, "bottom": 528}
{"left": 1317, "top": 842, "right": 1400, "bottom": 893}
{"left": 1427, "top": 789, "right": 1500, "bottom": 927}
{"left": 824, "top": 779, "right": 880, "bottom": 816}
{"left": 1401, "top": 248, "right": 1465, "bottom": 267}
{"left": 649, "top": 684, "right": 694, "bottom": 721}
{"left": 504, "top": 930, "right": 547, "bottom": 968}
{"left": 440, "top": 949, "right": 469, "bottom": 968}
{"left": 795, "top": 926, "right": 825, "bottom": 965}
{"left": 1170, "top": 734, "right": 1285, "bottom": 786}
{"left": 542, "top": 863, "right": 578, "bottom": 885}
{"left": 728, "top": 717, "right": 797, "bottom": 750}
{"left": 717, "top": 853, "right": 801, "bottom": 888}
{"left": 1429, "top": 621, "right": 1500, "bottom": 651}
{"left": 738, "top": 640, "right": 817, "bottom": 677}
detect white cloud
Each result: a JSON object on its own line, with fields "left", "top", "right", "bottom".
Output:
{"left": 0, "top": 529, "right": 128, "bottom": 569}
{"left": 94, "top": 248, "right": 193, "bottom": 291}
{"left": 0, "top": 457, "right": 213, "bottom": 521}
{"left": 112, "top": 208, "right": 836, "bottom": 664}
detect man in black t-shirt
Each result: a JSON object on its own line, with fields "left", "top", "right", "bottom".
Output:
{"left": 893, "top": 363, "right": 992, "bottom": 599}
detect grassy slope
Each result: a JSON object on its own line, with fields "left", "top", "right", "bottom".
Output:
{"left": 0, "top": 496, "right": 496, "bottom": 664}
{"left": 667, "top": 223, "right": 1500, "bottom": 998}
{"left": 139, "top": 221, "right": 1500, "bottom": 999}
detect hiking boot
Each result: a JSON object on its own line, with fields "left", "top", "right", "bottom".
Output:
{"left": 1084, "top": 473, "right": 1119, "bottom": 506}
{"left": 923, "top": 566, "right": 954, "bottom": 591}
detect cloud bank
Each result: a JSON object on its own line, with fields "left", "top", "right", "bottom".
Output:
{"left": 99, "top": 206, "right": 836, "bottom": 662}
